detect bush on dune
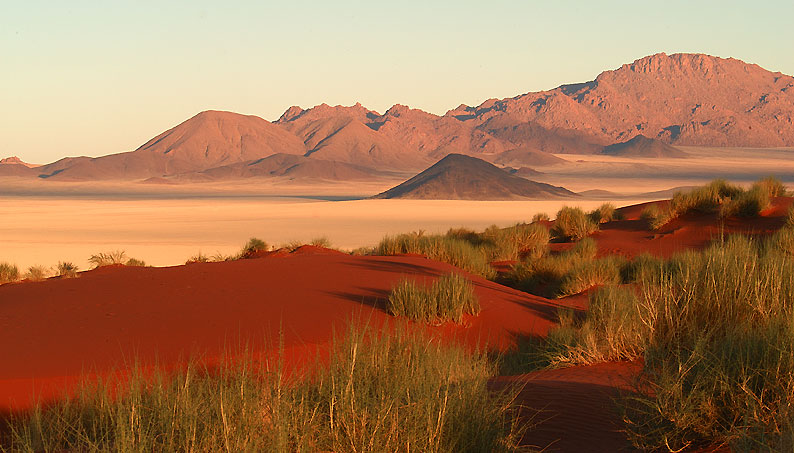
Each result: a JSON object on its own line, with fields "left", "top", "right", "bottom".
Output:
{"left": 588, "top": 203, "right": 621, "bottom": 224}
{"left": 550, "top": 206, "right": 598, "bottom": 241}
{"left": 388, "top": 273, "right": 480, "bottom": 323}
{"left": 0, "top": 262, "right": 19, "bottom": 284}
{"left": 24, "top": 265, "right": 50, "bottom": 281}
{"left": 4, "top": 326, "right": 526, "bottom": 453}
{"left": 88, "top": 250, "right": 128, "bottom": 268}
{"left": 57, "top": 261, "right": 79, "bottom": 278}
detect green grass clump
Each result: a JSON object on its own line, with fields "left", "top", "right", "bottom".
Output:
{"left": 124, "top": 258, "right": 146, "bottom": 267}
{"left": 670, "top": 179, "right": 743, "bottom": 215}
{"left": 0, "top": 262, "right": 19, "bottom": 284}
{"left": 720, "top": 186, "right": 771, "bottom": 218}
{"left": 388, "top": 273, "right": 480, "bottom": 323}
{"left": 588, "top": 203, "right": 619, "bottom": 224}
{"left": 752, "top": 175, "right": 788, "bottom": 198}
{"left": 501, "top": 238, "right": 611, "bottom": 298}
{"left": 57, "top": 261, "right": 79, "bottom": 278}
{"left": 640, "top": 204, "right": 673, "bottom": 230}
{"left": 88, "top": 250, "right": 128, "bottom": 268}
{"left": 550, "top": 206, "right": 598, "bottom": 241}
{"left": 556, "top": 256, "right": 625, "bottom": 297}
{"left": 375, "top": 232, "right": 496, "bottom": 278}
{"left": 239, "top": 237, "right": 268, "bottom": 258}
{"left": 482, "top": 223, "right": 550, "bottom": 261}
{"left": 543, "top": 285, "right": 648, "bottom": 367}
{"left": 531, "top": 212, "right": 550, "bottom": 223}
{"left": 24, "top": 265, "right": 50, "bottom": 281}
{"left": 4, "top": 326, "right": 525, "bottom": 453}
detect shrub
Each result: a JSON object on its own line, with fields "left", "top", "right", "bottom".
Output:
{"left": 387, "top": 273, "right": 480, "bottom": 323}
{"left": 752, "top": 175, "right": 788, "bottom": 198}
{"left": 0, "top": 262, "right": 19, "bottom": 284}
{"left": 588, "top": 203, "right": 618, "bottom": 224}
{"left": 185, "top": 252, "right": 210, "bottom": 264}
{"left": 550, "top": 206, "right": 598, "bottom": 241}
{"left": 719, "top": 186, "right": 770, "bottom": 218}
{"left": 640, "top": 204, "right": 672, "bottom": 230}
{"left": 375, "top": 232, "right": 496, "bottom": 279}
{"left": 88, "top": 250, "right": 128, "bottom": 268}
{"left": 309, "top": 237, "right": 332, "bottom": 248}
{"left": 531, "top": 212, "right": 550, "bottom": 223}
{"left": 25, "top": 265, "right": 50, "bottom": 281}
{"left": 670, "top": 179, "right": 743, "bottom": 216}
{"left": 57, "top": 261, "right": 79, "bottom": 278}
{"left": 542, "top": 285, "right": 648, "bottom": 367}
{"left": 4, "top": 326, "right": 525, "bottom": 453}
{"left": 239, "top": 237, "right": 268, "bottom": 258}
{"left": 556, "top": 256, "right": 625, "bottom": 297}
{"left": 482, "top": 223, "right": 549, "bottom": 261}
{"left": 125, "top": 258, "right": 146, "bottom": 267}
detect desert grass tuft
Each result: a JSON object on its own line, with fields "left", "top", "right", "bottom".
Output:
{"left": 588, "top": 202, "right": 619, "bottom": 224}
{"left": 309, "top": 237, "right": 332, "bottom": 248}
{"left": 3, "top": 325, "right": 527, "bottom": 453}
{"left": 387, "top": 273, "right": 480, "bottom": 323}
{"left": 57, "top": 261, "right": 79, "bottom": 278}
{"left": 0, "top": 262, "right": 19, "bottom": 284}
{"left": 640, "top": 204, "right": 673, "bottom": 230}
{"left": 24, "top": 265, "right": 50, "bottom": 281}
{"left": 375, "top": 231, "right": 497, "bottom": 278}
{"left": 531, "top": 212, "right": 550, "bottom": 223}
{"left": 185, "top": 252, "right": 210, "bottom": 264}
{"left": 550, "top": 206, "right": 598, "bottom": 241}
{"left": 88, "top": 250, "right": 128, "bottom": 268}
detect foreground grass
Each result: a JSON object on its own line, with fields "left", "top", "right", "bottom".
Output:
{"left": 513, "top": 234, "right": 794, "bottom": 451}
{"left": 388, "top": 273, "right": 480, "bottom": 323}
{"left": 2, "top": 326, "right": 529, "bottom": 453}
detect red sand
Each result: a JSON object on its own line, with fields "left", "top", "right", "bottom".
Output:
{"left": 2, "top": 199, "right": 790, "bottom": 450}
{"left": 0, "top": 250, "right": 563, "bottom": 411}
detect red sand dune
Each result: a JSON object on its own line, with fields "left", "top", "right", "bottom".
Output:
{"left": 0, "top": 250, "right": 563, "bottom": 411}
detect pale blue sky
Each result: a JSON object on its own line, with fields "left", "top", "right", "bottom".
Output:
{"left": 2, "top": 0, "right": 793, "bottom": 163}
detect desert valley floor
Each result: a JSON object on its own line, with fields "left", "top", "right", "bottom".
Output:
{"left": 3, "top": 146, "right": 793, "bottom": 270}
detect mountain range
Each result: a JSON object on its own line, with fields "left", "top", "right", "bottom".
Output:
{"left": 2, "top": 52, "right": 793, "bottom": 183}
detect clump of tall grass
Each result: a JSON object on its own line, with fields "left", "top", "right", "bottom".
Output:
{"left": 787, "top": 205, "right": 794, "bottom": 228}
{"left": 670, "top": 179, "right": 743, "bottom": 215}
{"left": 588, "top": 203, "right": 620, "bottom": 224}
{"left": 375, "top": 231, "right": 497, "bottom": 278}
{"left": 57, "top": 261, "right": 79, "bottom": 278}
{"left": 752, "top": 175, "right": 788, "bottom": 198}
{"left": 88, "top": 250, "right": 128, "bottom": 268}
{"left": 0, "top": 262, "right": 19, "bottom": 284}
{"left": 640, "top": 204, "right": 673, "bottom": 230}
{"left": 388, "top": 273, "right": 480, "bottom": 323}
{"left": 185, "top": 252, "right": 210, "bottom": 264}
{"left": 24, "top": 265, "right": 50, "bottom": 281}
{"left": 501, "top": 238, "right": 622, "bottom": 298}
{"left": 309, "top": 237, "right": 332, "bottom": 248}
{"left": 550, "top": 206, "right": 598, "bottom": 241}
{"left": 531, "top": 212, "right": 550, "bottom": 223}
{"left": 238, "top": 237, "right": 268, "bottom": 258}
{"left": 719, "top": 186, "right": 770, "bottom": 218}
{"left": 482, "top": 223, "right": 550, "bottom": 261}
{"left": 3, "top": 326, "right": 526, "bottom": 453}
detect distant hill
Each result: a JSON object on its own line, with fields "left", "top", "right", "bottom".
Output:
{"left": 491, "top": 147, "right": 567, "bottom": 167}
{"left": 38, "top": 111, "right": 307, "bottom": 180}
{"left": 600, "top": 135, "right": 688, "bottom": 158}
{"left": 373, "top": 154, "right": 575, "bottom": 200}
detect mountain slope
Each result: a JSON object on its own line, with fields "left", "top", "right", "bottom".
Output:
{"left": 601, "top": 135, "right": 688, "bottom": 158}
{"left": 42, "top": 111, "right": 308, "bottom": 180}
{"left": 374, "top": 154, "right": 576, "bottom": 200}
{"left": 451, "top": 53, "right": 794, "bottom": 148}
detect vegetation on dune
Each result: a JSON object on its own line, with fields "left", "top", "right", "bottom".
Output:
{"left": 56, "top": 261, "right": 79, "bottom": 278}
{"left": 374, "top": 224, "right": 551, "bottom": 279}
{"left": 388, "top": 273, "right": 480, "bottom": 323}
{"left": 24, "top": 265, "right": 50, "bottom": 281}
{"left": 530, "top": 212, "right": 549, "bottom": 223}
{"left": 550, "top": 206, "right": 598, "bottom": 241}
{"left": 642, "top": 176, "right": 788, "bottom": 230}
{"left": 88, "top": 250, "right": 146, "bottom": 268}
{"left": 0, "top": 262, "right": 19, "bottom": 284}
{"left": 587, "top": 202, "right": 621, "bottom": 224}
{"left": 238, "top": 237, "right": 269, "bottom": 258}
{"left": 506, "top": 233, "right": 794, "bottom": 451}
{"left": 3, "top": 326, "right": 528, "bottom": 453}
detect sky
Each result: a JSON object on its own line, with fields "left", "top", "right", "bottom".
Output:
{"left": 2, "top": 0, "right": 793, "bottom": 163}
